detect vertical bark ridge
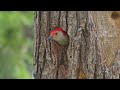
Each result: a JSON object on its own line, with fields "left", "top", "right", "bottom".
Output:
{"left": 66, "top": 11, "right": 68, "bottom": 32}
{"left": 34, "top": 11, "right": 42, "bottom": 79}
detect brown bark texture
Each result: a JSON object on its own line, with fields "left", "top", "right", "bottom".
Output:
{"left": 33, "top": 11, "right": 120, "bottom": 79}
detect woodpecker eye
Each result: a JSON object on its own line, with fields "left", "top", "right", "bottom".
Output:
{"left": 55, "top": 33, "right": 57, "bottom": 35}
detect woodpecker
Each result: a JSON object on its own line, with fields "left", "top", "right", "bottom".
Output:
{"left": 47, "top": 27, "right": 69, "bottom": 47}
{"left": 47, "top": 27, "right": 69, "bottom": 78}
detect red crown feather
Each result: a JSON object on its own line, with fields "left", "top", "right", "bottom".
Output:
{"left": 50, "top": 28, "right": 67, "bottom": 36}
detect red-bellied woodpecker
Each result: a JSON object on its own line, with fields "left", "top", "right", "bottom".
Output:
{"left": 47, "top": 27, "right": 69, "bottom": 47}
{"left": 47, "top": 27, "right": 69, "bottom": 78}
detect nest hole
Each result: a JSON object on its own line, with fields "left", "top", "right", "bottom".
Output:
{"left": 111, "top": 11, "right": 120, "bottom": 19}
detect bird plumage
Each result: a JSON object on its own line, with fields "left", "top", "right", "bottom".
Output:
{"left": 48, "top": 27, "right": 69, "bottom": 47}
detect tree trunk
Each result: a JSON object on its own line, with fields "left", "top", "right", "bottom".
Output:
{"left": 33, "top": 11, "right": 120, "bottom": 79}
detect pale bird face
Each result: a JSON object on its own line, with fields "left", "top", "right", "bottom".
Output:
{"left": 52, "top": 31, "right": 63, "bottom": 41}
{"left": 47, "top": 30, "right": 69, "bottom": 46}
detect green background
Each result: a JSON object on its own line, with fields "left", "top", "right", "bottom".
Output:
{"left": 0, "top": 11, "right": 33, "bottom": 79}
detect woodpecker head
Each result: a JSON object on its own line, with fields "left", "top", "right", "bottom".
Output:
{"left": 48, "top": 27, "right": 69, "bottom": 47}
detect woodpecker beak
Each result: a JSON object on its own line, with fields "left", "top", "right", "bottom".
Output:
{"left": 47, "top": 36, "right": 52, "bottom": 41}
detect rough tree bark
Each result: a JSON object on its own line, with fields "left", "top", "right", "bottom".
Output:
{"left": 33, "top": 11, "right": 120, "bottom": 79}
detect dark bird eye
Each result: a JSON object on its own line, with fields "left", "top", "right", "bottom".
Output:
{"left": 55, "top": 33, "right": 57, "bottom": 35}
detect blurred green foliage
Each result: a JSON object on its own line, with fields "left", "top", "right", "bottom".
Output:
{"left": 0, "top": 11, "right": 33, "bottom": 79}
